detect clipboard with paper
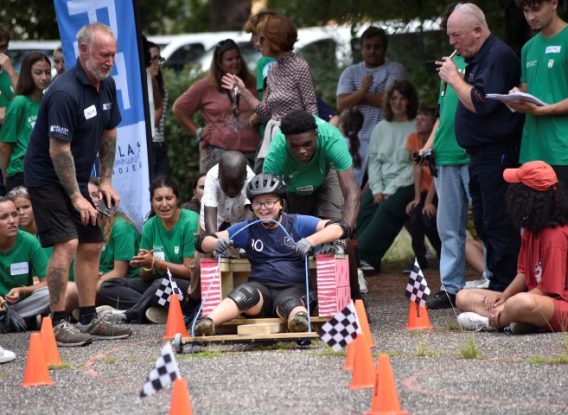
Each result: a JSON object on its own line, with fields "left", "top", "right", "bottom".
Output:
{"left": 485, "top": 92, "right": 547, "bottom": 106}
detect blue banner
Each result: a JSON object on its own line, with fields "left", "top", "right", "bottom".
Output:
{"left": 53, "top": 0, "right": 150, "bottom": 228}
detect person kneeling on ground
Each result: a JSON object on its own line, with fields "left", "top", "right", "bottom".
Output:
{"left": 193, "top": 173, "right": 347, "bottom": 335}
{"left": 456, "top": 161, "right": 568, "bottom": 333}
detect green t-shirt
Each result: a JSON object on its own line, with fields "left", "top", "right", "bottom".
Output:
{"left": 99, "top": 216, "right": 140, "bottom": 277}
{"left": 0, "top": 70, "right": 14, "bottom": 112}
{"left": 263, "top": 116, "right": 352, "bottom": 196}
{"left": 519, "top": 26, "right": 568, "bottom": 165}
{"left": 433, "top": 54, "right": 469, "bottom": 166}
{"left": 140, "top": 209, "right": 198, "bottom": 277}
{"left": 0, "top": 95, "right": 40, "bottom": 176}
{"left": 0, "top": 230, "right": 48, "bottom": 296}
{"left": 256, "top": 57, "right": 275, "bottom": 100}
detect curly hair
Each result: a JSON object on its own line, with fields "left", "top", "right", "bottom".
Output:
{"left": 280, "top": 110, "right": 317, "bottom": 135}
{"left": 384, "top": 80, "right": 418, "bottom": 122}
{"left": 506, "top": 183, "right": 568, "bottom": 234}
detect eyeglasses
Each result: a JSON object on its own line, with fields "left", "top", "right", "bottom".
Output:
{"left": 251, "top": 199, "right": 279, "bottom": 210}
{"left": 150, "top": 55, "right": 165, "bottom": 66}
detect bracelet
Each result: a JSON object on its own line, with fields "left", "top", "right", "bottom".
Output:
{"left": 142, "top": 256, "right": 155, "bottom": 272}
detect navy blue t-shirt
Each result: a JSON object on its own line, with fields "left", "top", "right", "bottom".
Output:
{"left": 228, "top": 214, "right": 319, "bottom": 285}
{"left": 455, "top": 34, "right": 524, "bottom": 150}
{"left": 24, "top": 59, "right": 122, "bottom": 187}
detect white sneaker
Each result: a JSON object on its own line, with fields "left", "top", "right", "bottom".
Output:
{"left": 359, "top": 259, "right": 374, "bottom": 271}
{"left": 96, "top": 305, "right": 127, "bottom": 324}
{"left": 357, "top": 268, "right": 368, "bottom": 294}
{"left": 457, "top": 312, "right": 497, "bottom": 332}
{"left": 464, "top": 278, "right": 490, "bottom": 289}
{"left": 0, "top": 345, "right": 16, "bottom": 363}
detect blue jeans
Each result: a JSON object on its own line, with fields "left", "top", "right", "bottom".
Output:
{"left": 433, "top": 165, "right": 470, "bottom": 294}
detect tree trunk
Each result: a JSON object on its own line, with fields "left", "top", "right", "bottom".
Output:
{"left": 209, "top": 0, "right": 251, "bottom": 31}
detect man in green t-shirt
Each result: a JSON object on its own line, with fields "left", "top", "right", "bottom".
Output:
{"left": 263, "top": 110, "right": 362, "bottom": 298}
{"left": 507, "top": 0, "right": 568, "bottom": 183}
{"left": 0, "top": 198, "right": 49, "bottom": 331}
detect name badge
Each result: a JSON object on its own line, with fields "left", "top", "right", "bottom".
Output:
{"left": 11, "top": 262, "right": 29, "bottom": 276}
{"left": 84, "top": 105, "right": 97, "bottom": 120}
{"left": 154, "top": 251, "right": 165, "bottom": 261}
{"left": 296, "top": 185, "right": 314, "bottom": 192}
{"left": 545, "top": 46, "right": 561, "bottom": 54}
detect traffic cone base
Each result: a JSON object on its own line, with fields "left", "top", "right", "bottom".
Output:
{"left": 40, "top": 316, "right": 62, "bottom": 367}
{"left": 365, "top": 354, "right": 408, "bottom": 415}
{"left": 21, "top": 332, "right": 55, "bottom": 387}
{"left": 406, "top": 301, "right": 433, "bottom": 330}
{"left": 169, "top": 377, "right": 193, "bottom": 415}
{"left": 355, "top": 299, "right": 376, "bottom": 348}
{"left": 343, "top": 341, "right": 355, "bottom": 371}
{"left": 348, "top": 333, "right": 375, "bottom": 390}
{"left": 164, "top": 295, "right": 189, "bottom": 339}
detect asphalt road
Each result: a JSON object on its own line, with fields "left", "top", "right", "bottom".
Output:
{"left": 1, "top": 271, "right": 568, "bottom": 415}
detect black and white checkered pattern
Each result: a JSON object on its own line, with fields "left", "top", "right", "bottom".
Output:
{"left": 317, "top": 301, "right": 361, "bottom": 352}
{"left": 139, "top": 342, "right": 180, "bottom": 397}
{"left": 405, "top": 258, "right": 431, "bottom": 307}
{"left": 155, "top": 273, "right": 184, "bottom": 306}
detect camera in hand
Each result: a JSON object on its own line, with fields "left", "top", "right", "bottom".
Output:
{"left": 412, "top": 150, "right": 438, "bottom": 177}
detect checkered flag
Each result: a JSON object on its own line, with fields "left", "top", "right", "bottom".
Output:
{"left": 317, "top": 301, "right": 361, "bottom": 351}
{"left": 155, "top": 269, "right": 184, "bottom": 306}
{"left": 139, "top": 342, "right": 180, "bottom": 397}
{"left": 405, "top": 258, "right": 431, "bottom": 307}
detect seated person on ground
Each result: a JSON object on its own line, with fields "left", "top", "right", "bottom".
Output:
{"left": 404, "top": 106, "right": 441, "bottom": 269}
{"left": 97, "top": 176, "right": 200, "bottom": 324}
{"left": 67, "top": 177, "right": 140, "bottom": 313}
{"left": 0, "top": 197, "right": 49, "bottom": 332}
{"left": 262, "top": 110, "right": 361, "bottom": 297}
{"left": 456, "top": 161, "right": 568, "bottom": 333}
{"left": 193, "top": 173, "right": 346, "bottom": 336}
{"left": 201, "top": 150, "right": 254, "bottom": 234}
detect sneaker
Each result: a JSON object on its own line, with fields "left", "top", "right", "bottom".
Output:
{"left": 426, "top": 290, "right": 456, "bottom": 309}
{"left": 288, "top": 312, "right": 309, "bottom": 332}
{"left": 194, "top": 317, "right": 215, "bottom": 336}
{"left": 0, "top": 345, "right": 16, "bottom": 363}
{"left": 457, "top": 312, "right": 497, "bottom": 332}
{"left": 357, "top": 268, "right": 368, "bottom": 294}
{"left": 359, "top": 259, "right": 374, "bottom": 271}
{"left": 96, "top": 305, "right": 127, "bottom": 324}
{"left": 464, "top": 278, "right": 490, "bottom": 289}
{"left": 145, "top": 307, "right": 167, "bottom": 324}
{"left": 54, "top": 320, "right": 93, "bottom": 347}
{"left": 77, "top": 318, "right": 131, "bottom": 340}
{"left": 504, "top": 322, "right": 538, "bottom": 334}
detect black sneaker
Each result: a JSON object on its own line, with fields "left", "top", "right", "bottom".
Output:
{"left": 76, "top": 318, "right": 132, "bottom": 340}
{"left": 194, "top": 317, "right": 215, "bottom": 336}
{"left": 426, "top": 290, "right": 456, "bottom": 309}
{"left": 53, "top": 321, "right": 93, "bottom": 347}
{"left": 288, "top": 312, "right": 309, "bottom": 332}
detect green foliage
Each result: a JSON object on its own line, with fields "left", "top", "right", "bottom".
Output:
{"left": 163, "top": 66, "right": 206, "bottom": 202}
{"left": 459, "top": 334, "right": 481, "bottom": 359}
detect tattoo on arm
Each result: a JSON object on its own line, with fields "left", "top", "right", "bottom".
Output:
{"left": 52, "top": 146, "right": 80, "bottom": 197}
{"left": 99, "top": 132, "right": 117, "bottom": 180}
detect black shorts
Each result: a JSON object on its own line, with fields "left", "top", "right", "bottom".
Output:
{"left": 246, "top": 281, "right": 305, "bottom": 317}
{"left": 28, "top": 183, "right": 103, "bottom": 247}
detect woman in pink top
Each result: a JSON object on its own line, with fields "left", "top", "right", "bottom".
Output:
{"left": 173, "top": 39, "right": 259, "bottom": 172}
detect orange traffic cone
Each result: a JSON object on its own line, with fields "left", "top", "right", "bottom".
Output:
{"left": 169, "top": 377, "right": 193, "bottom": 415}
{"left": 343, "top": 341, "right": 355, "bottom": 371}
{"left": 348, "top": 332, "right": 375, "bottom": 390}
{"left": 355, "top": 299, "right": 375, "bottom": 348}
{"left": 164, "top": 295, "right": 189, "bottom": 339}
{"left": 40, "top": 316, "right": 62, "bottom": 367}
{"left": 21, "top": 332, "right": 55, "bottom": 387}
{"left": 365, "top": 354, "right": 408, "bottom": 415}
{"left": 406, "top": 301, "right": 433, "bottom": 330}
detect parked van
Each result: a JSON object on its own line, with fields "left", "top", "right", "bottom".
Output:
{"left": 6, "top": 40, "right": 60, "bottom": 72}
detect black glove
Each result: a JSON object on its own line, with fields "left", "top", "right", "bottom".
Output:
{"left": 293, "top": 238, "right": 312, "bottom": 257}
{"left": 214, "top": 238, "right": 233, "bottom": 256}
{"left": 0, "top": 306, "right": 27, "bottom": 333}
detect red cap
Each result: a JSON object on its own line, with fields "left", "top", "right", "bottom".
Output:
{"left": 503, "top": 161, "right": 558, "bottom": 191}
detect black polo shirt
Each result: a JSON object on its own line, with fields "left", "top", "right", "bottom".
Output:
{"left": 455, "top": 34, "right": 524, "bottom": 151}
{"left": 24, "top": 59, "right": 121, "bottom": 188}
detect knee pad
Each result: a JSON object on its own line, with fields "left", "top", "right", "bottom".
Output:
{"left": 227, "top": 283, "right": 261, "bottom": 311}
{"left": 276, "top": 297, "right": 304, "bottom": 319}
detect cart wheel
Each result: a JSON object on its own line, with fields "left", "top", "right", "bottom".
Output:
{"left": 172, "top": 333, "right": 183, "bottom": 354}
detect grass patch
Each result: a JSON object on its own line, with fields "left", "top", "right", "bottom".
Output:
{"left": 415, "top": 340, "right": 436, "bottom": 357}
{"left": 176, "top": 350, "right": 222, "bottom": 361}
{"left": 49, "top": 362, "right": 72, "bottom": 370}
{"left": 380, "top": 350, "right": 404, "bottom": 359}
{"left": 103, "top": 356, "right": 116, "bottom": 365}
{"left": 443, "top": 318, "right": 461, "bottom": 332}
{"left": 527, "top": 354, "right": 568, "bottom": 365}
{"left": 316, "top": 348, "right": 347, "bottom": 357}
{"left": 459, "top": 334, "right": 481, "bottom": 359}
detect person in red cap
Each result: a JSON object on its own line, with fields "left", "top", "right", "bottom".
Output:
{"left": 455, "top": 160, "right": 568, "bottom": 333}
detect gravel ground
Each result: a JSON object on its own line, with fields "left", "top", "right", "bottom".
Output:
{"left": 1, "top": 269, "right": 568, "bottom": 415}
